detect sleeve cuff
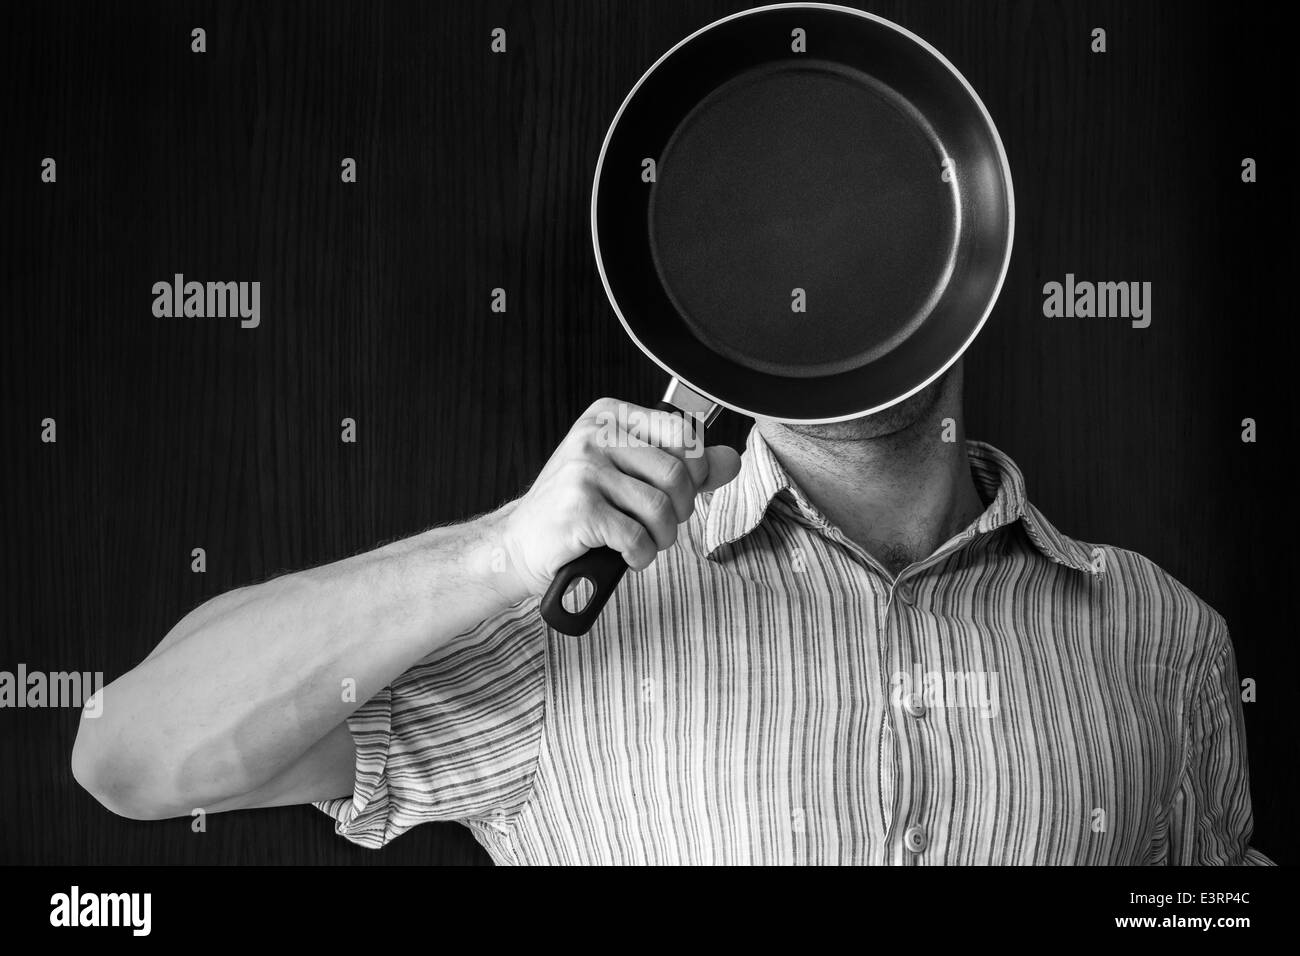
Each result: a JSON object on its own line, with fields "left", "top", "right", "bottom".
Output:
{"left": 312, "top": 685, "right": 396, "bottom": 849}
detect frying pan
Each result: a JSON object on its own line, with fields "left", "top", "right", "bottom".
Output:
{"left": 540, "top": 2, "right": 1014, "bottom": 635}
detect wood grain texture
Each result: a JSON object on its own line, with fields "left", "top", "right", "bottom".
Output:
{"left": 1, "top": 0, "right": 1294, "bottom": 865}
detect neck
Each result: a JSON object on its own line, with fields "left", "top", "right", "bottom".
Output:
{"left": 757, "top": 387, "right": 985, "bottom": 578}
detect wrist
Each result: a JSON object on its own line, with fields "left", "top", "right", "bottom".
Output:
{"left": 462, "top": 503, "right": 531, "bottom": 606}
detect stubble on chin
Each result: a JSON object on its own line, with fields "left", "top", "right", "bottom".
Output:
{"left": 763, "top": 367, "right": 955, "bottom": 446}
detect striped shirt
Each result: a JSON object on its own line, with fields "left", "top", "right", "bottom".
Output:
{"left": 316, "top": 428, "right": 1271, "bottom": 865}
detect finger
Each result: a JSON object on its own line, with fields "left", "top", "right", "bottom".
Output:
{"left": 598, "top": 471, "right": 679, "bottom": 552}
{"left": 604, "top": 444, "right": 696, "bottom": 522}
{"left": 698, "top": 445, "right": 742, "bottom": 493}
{"left": 623, "top": 405, "right": 703, "bottom": 448}
{"left": 592, "top": 504, "right": 658, "bottom": 571}
{"left": 606, "top": 405, "right": 711, "bottom": 487}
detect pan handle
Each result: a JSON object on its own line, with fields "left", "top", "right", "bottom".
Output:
{"left": 539, "top": 383, "right": 720, "bottom": 636}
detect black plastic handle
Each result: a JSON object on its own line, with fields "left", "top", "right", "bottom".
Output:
{"left": 538, "top": 544, "right": 634, "bottom": 637}
{"left": 540, "top": 400, "right": 696, "bottom": 636}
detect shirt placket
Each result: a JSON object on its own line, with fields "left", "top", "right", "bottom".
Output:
{"left": 804, "top": 512, "right": 991, "bottom": 866}
{"left": 769, "top": 497, "right": 890, "bottom": 862}
{"left": 894, "top": 530, "right": 997, "bottom": 865}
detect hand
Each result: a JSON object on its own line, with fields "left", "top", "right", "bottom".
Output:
{"left": 494, "top": 398, "right": 741, "bottom": 598}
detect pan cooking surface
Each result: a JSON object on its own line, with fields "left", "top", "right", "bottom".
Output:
{"left": 649, "top": 62, "right": 959, "bottom": 378}
{"left": 594, "top": 4, "right": 1013, "bottom": 421}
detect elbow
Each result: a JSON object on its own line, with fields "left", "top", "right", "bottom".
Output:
{"left": 71, "top": 716, "right": 179, "bottom": 821}
{"left": 69, "top": 670, "right": 257, "bottom": 820}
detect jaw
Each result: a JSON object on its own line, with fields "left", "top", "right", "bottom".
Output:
{"left": 760, "top": 362, "right": 961, "bottom": 445}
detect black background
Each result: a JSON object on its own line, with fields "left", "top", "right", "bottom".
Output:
{"left": 1, "top": 0, "right": 1295, "bottom": 865}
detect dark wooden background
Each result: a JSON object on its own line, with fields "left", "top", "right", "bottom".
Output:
{"left": 2, "top": 0, "right": 1295, "bottom": 865}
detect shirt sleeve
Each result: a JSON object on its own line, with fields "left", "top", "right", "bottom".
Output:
{"left": 1166, "top": 624, "right": 1273, "bottom": 865}
{"left": 313, "top": 597, "right": 547, "bottom": 849}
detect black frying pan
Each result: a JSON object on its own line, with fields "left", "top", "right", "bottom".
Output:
{"left": 541, "top": 3, "right": 1013, "bottom": 635}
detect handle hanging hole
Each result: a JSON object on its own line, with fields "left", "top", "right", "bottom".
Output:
{"left": 561, "top": 577, "right": 596, "bottom": 613}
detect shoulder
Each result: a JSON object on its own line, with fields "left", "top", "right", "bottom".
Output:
{"left": 1071, "top": 539, "right": 1231, "bottom": 663}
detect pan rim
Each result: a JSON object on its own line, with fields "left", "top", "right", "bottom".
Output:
{"left": 590, "top": 1, "right": 1016, "bottom": 425}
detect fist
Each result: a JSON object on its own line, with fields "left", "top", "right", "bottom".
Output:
{"left": 496, "top": 398, "right": 741, "bottom": 598}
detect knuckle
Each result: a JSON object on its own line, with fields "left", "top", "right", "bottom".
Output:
{"left": 584, "top": 397, "right": 618, "bottom": 418}
{"left": 646, "top": 487, "right": 675, "bottom": 522}
{"left": 565, "top": 458, "right": 602, "bottom": 488}
{"left": 661, "top": 456, "right": 690, "bottom": 492}
{"left": 566, "top": 424, "right": 601, "bottom": 456}
{"left": 629, "top": 524, "right": 654, "bottom": 553}
{"left": 580, "top": 432, "right": 606, "bottom": 459}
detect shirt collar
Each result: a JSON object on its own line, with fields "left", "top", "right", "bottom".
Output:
{"left": 704, "top": 427, "right": 1098, "bottom": 574}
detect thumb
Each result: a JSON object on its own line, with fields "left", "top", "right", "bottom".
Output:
{"left": 699, "top": 445, "right": 742, "bottom": 493}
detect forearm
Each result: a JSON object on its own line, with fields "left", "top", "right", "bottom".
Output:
{"left": 73, "top": 507, "right": 522, "bottom": 817}
{"left": 73, "top": 398, "right": 738, "bottom": 822}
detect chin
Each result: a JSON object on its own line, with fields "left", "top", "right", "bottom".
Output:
{"left": 768, "top": 371, "right": 951, "bottom": 443}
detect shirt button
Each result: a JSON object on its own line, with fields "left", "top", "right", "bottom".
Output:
{"left": 893, "top": 583, "right": 913, "bottom": 605}
{"left": 902, "top": 692, "right": 926, "bottom": 719}
{"left": 904, "top": 825, "right": 928, "bottom": 854}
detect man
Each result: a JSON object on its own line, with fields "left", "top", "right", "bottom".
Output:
{"left": 71, "top": 362, "right": 1270, "bottom": 864}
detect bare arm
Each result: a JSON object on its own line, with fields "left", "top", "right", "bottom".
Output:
{"left": 72, "top": 513, "right": 522, "bottom": 818}
{"left": 71, "top": 400, "right": 740, "bottom": 821}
